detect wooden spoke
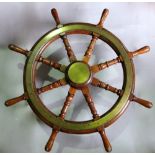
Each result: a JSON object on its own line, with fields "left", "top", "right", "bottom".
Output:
{"left": 37, "top": 78, "right": 67, "bottom": 94}
{"left": 91, "top": 56, "right": 122, "bottom": 73}
{"left": 8, "top": 44, "right": 29, "bottom": 56}
{"left": 5, "top": 94, "right": 27, "bottom": 107}
{"left": 83, "top": 9, "right": 109, "bottom": 63}
{"left": 6, "top": 8, "right": 153, "bottom": 153}
{"left": 51, "top": 8, "right": 77, "bottom": 62}
{"left": 91, "top": 77, "right": 123, "bottom": 96}
{"left": 131, "top": 94, "right": 153, "bottom": 108}
{"left": 91, "top": 46, "right": 150, "bottom": 74}
{"left": 83, "top": 35, "right": 98, "bottom": 63}
{"left": 51, "top": 8, "right": 61, "bottom": 25}
{"left": 91, "top": 77, "right": 152, "bottom": 109}
{"left": 98, "top": 128, "right": 112, "bottom": 152}
{"left": 45, "top": 128, "right": 59, "bottom": 152}
{"left": 61, "top": 35, "right": 77, "bottom": 62}
{"left": 38, "top": 56, "right": 66, "bottom": 73}
{"left": 81, "top": 86, "right": 99, "bottom": 119}
{"left": 59, "top": 87, "right": 76, "bottom": 119}
{"left": 5, "top": 78, "right": 66, "bottom": 106}
{"left": 128, "top": 46, "right": 150, "bottom": 58}
{"left": 45, "top": 87, "right": 76, "bottom": 152}
{"left": 97, "top": 8, "right": 109, "bottom": 28}
{"left": 8, "top": 44, "right": 66, "bottom": 73}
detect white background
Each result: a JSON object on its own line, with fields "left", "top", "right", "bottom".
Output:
{"left": 0, "top": 2, "right": 155, "bottom": 153}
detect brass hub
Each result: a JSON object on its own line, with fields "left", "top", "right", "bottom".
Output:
{"left": 66, "top": 61, "right": 92, "bottom": 88}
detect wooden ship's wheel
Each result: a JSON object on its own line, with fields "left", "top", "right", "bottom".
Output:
{"left": 5, "top": 8, "right": 153, "bottom": 152}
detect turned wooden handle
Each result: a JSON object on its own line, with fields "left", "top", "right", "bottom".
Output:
{"left": 129, "top": 46, "right": 150, "bottom": 58}
{"left": 132, "top": 95, "right": 153, "bottom": 108}
{"left": 99, "top": 129, "right": 112, "bottom": 152}
{"left": 8, "top": 44, "right": 28, "bottom": 56}
{"left": 98, "top": 8, "right": 109, "bottom": 27}
{"left": 51, "top": 8, "right": 61, "bottom": 25}
{"left": 45, "top": 129, "right": 59, "bottom": 152}
{"left": 5, "top": 94, "right": 26, "bottom": 106}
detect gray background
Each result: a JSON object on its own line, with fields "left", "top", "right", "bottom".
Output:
{"left": 0, "top": 2, "right": 155, "bottom": 153}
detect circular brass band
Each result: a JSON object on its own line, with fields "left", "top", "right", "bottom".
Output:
{"left": 24, "top": 23, "right": 134, "bottom": 133}
{"left": 65, "top": 61, "right": 92, "bottom": 89}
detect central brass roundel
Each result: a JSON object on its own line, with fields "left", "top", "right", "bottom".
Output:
{"left": 67, "top": 61, "right": 91, "bottom": 85}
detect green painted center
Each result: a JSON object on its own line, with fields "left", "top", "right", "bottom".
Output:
{"left": 68, "top": 62, "right": 90, "bottom": 84}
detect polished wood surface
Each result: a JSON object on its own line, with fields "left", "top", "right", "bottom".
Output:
{"left": 131, "top": 95, "right": 153, "bottom": 108}
{"left": 5, "top": 79, "right": 66, "bottom": 106}
{"left": 98, "top": 128, "right": 112, "bottom": 152}
{"left": 91, "top": 56, "right": 122, "bottom": 73}
{"left": 97, "top": 9, "right": 109, "bottom": 27}
{"left": 8, "top": 44, "right": 66, "bottom": 73}
{"left": 38, "top": 56, "right": 66, "bottom": 73}
{"left": 61, "top": 35, "right": 77, "bottom": 62}
{"left": 128, "top": 46, "right": 150, "bottom": 58}
{"left": 91, "top": 78, "right": 152, "bottom": 108}
{"left": 51, "top": 8, "right": 61, "bottom": 25}
{"left": 5, "top": 8, "right": 153, "bottom": 153}
{"left": 8, "top": 44, "right": 28, "bottom": 56}
{"left": 45, "top": 86, "right": 76, "bottom": 152}
{"left": 51, "top": 8, "right": 77, "bottom": 62}
{"left": 82, "top": 86, "right": 99, "bottom": 119}
{"left": 37, "top": 78, "right": 67, "bottom": 94}
{"left": 83, "top": 9, "right": 109, "bottom": 63}
{"left": 45, "top": 128, "right": 59, "bottom": 152}
{"left": 59, "top": 87, "right": 76, "bottom": 119}
{"left": 91, "top": 77, "right": 123, "bottom": 96}
{"left": 5, "top": 94, "right": 27, "bottom": 106}
{"left": 83, "top": 35, "right": 98, "bottom": 63}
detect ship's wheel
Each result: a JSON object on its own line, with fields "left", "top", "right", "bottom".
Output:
{"left": 5, "top": 8, "right": 153, "bottom": 152}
